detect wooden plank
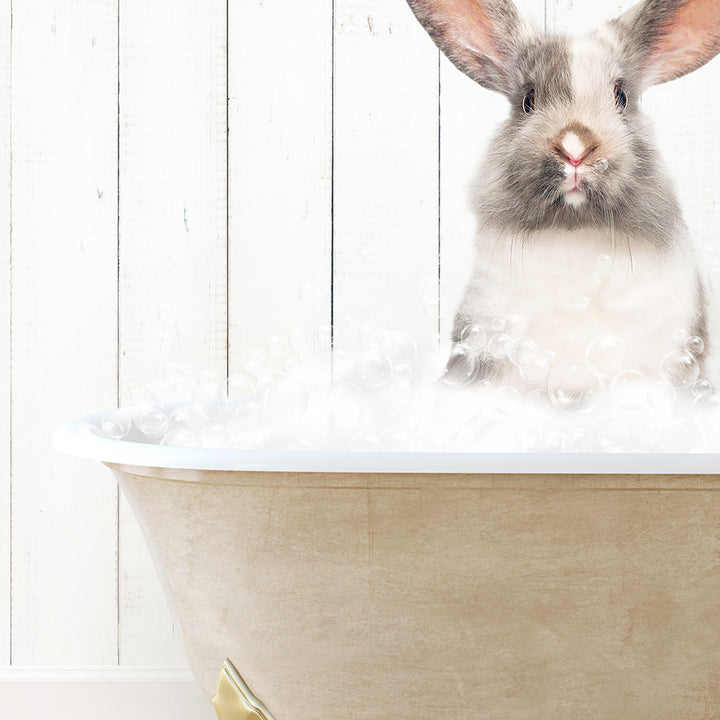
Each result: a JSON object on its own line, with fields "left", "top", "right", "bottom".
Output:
{"left": 439, "top": 0, "right": 545, "bottom": 346}
{"left": 0, "top": 0, "right": 10, "bottom": 666}
{"left": 332, "top": 0, "right": 439, "bottom": 351}
{"left": 118, "top": 0, "right": 227, "bottom": 665}
{"left": 227, "top": 0, "right": 332, "bottom": 368}
{"left": 10, "top": 1, "right": 118, "bottom": 664}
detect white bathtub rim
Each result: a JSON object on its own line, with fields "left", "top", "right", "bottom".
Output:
{"left": 52, "top": 411, "right": 720, "bottom": 475}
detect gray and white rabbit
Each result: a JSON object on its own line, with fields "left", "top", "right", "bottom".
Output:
{"left": 406, "top": 0, "right": 720, "bottom": 393}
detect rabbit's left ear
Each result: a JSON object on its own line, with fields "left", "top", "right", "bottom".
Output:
{"left": 617, "top": 0, "right": 720, "bottom": 86}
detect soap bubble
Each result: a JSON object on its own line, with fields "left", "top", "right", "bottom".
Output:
{"left": 299, "top": 281, "right": 323, "bottom": 304}
{"left": 610, "top": 370, "right": 648, "bottom": 411}
{"left": 646, "top": 380, "right": 676, "bottom": 409}
{"left": 494, "top": 385, "right": 521, "bottom": 414}
{"left": 196, "top": 370, "right": 225, "bottom": 402}
{"left": 289, "top": 330, "right": 311, "bottom": 356}
{"left": 518, "top": 353, "right": 550, "bottom": 386}
{"left": 157, "top": 302, "right": 178, "bottom": 327}
{"left": 459, "top": 324, "right": 487, "bottom": 353}
{"left": 378, "top": 331, "right": 417, "bottom": 367}
{"left": 684, "top": 335, "right": 705, "bottom": 357}
{"left": 136, "top": 405, "right": 170, "bottom": 438}
{"left": 127, "top": 384, "right": 154, "bottom": 408}
{"left": 662, "top": 418, "right": 707, "bottom": 452}
{"left": 566, "top": 428, "right": 594, "bottom": 453}
{"left": 594, "top": 157, "right": 609, "bottom": 173}
{"left": 356, "top": 349, "right": 393, "bottom": 390}
{"left": 150, "top": 379, "right": 178, "bottom": 405}
{"left": 101, "top": 410, "right": 132, "bottom": 440}
{"left": 508, "top": 337, "right": 539, "bottom": 367}
{"left": 234, "top": 400, "right": 262, "bottom": 429}
{"left": 388, "top": 374, "right": 414, "bottom": 408}
{"left": 351, "top": 431, "right": 381, "bottom": 451}
{"left": 267, "top": 335, "right": 289, "bottom": 359}
{"left": 597, "top": 420, "right": 629, "bottom": 451}
{"left": 329, "top": 383, "right": 365, "bottom": 432}
{"left": 573, "top": 295, "right": 591, "bottom": 312}
{"left": 80, "top": 234, "right": 100, "bottom": 257}
{"left": 442, "top": 344, "right": 478, "bottom": 387}
{"left": 201, "top": 423, "right": 227, "bottom": 449}
{"left": 359, "top": 325, "right": 381, "bottom": 348}
{"left": 264, "top": 378, "right": 309, "bottom": 422}
{"left": 505, "top": 315, "right": 527, "bottom": 338}
{"left": 548, "top": 359, "right": 603, "bottom": 414}
{"left": 162, "top": 428, "right": 200, "bottom": 448}
{"left": 488, "top": 333, "right": 512, "bottom": 360}
{"left": 586, "top": 334, "right": 626, "bottom": 378}
{"left": 171, "top": 401, "right": 210, "bottom": 431}
{"left": 691, "top": 378, "right": 713, "bottom": 400}
{"left": 332, "top": 348, "right": 356, "bottom": 379}
{"left": 380, "top": 430, "right": 414, "bottom": 451}
{"left": 162, "top": 362, "right": 194, "bottom": 399}
{"left": 659, "top": 349, "right": 700, "bottom": 390}
{"left": 526, "top": 428, "right": 565, "bottom": 452}
{"left": 227, "top": 373, "right": 257, "bottom": 402}
{"left": 490, "top": 316, "right": 506, "bottom": 333}
{"left": 241, "top": 347, "right": 268, "bottom": 377}
{"left": 641, "top": 422, "right": 665, "bottom": 451}
{"left": 597, "top": 253, "right": 612, "bottom": 269}
{"left": 297, "top": 404, "right": 335, "bottom": 446}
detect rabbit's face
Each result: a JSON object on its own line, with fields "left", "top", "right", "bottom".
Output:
{"left": 481, "top": 30, "right": 664, "bottom": 236}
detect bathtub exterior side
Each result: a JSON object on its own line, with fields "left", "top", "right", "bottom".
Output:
{"left": 109, "top": 463, "right": 720, "bottom": 720}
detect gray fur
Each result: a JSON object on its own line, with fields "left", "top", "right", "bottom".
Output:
{"left": 472, "top": 33, "right": 682, "bottom": 247}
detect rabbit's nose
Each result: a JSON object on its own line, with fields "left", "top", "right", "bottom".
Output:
{"left": 554, "top": 125, "right": 599, "bottom": 167}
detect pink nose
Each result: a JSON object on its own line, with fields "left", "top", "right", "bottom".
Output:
{"left": 565, "top": 154, "right": 584, "bottom": 167}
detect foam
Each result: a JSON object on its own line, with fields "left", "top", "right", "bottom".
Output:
{"left": 93, "top": 327, "right": 720, "bottom": 454}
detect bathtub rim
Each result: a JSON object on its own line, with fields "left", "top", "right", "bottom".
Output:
{"left": 52, "top": 409, "right": 720, "bottom": 474}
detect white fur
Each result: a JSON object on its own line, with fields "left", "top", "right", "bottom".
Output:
{"left": 459, "top": 226, "right": 699, "bottom": 383}
{"left": 561, "top": 131, "right": 584, "bottom": 160}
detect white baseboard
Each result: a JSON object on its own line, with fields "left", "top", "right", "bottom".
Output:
{"left": 0, "top": 667, "right": 217, "bottom": 720}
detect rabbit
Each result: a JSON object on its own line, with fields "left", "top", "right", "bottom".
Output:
{"left": 405, "top": 0, "right": 720, "bottom": 396}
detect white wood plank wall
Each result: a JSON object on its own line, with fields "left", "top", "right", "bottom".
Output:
{"left": 0, "top": 0, "right": 718, "bottom": 702}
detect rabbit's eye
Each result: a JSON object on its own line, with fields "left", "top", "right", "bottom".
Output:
{"left": 614, "top": 84, "right": 628, "bottom": 112}
{"left": 522, "top": 88, "right": 535, "bottom": 114}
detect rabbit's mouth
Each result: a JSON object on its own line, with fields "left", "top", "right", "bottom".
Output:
{"left": 562, "top": 166, "right": 587, "bottom": 206}
{"left": 564, "top": 186, "right": 586, "bottom": 207}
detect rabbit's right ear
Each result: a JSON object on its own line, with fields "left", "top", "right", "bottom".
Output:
{"left": 405, "top": 0, "right": 530, "bottom": 95}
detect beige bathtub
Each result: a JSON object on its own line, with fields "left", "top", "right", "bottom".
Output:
{"left": 55, "top": 414, "right": 720, "bottom": 719}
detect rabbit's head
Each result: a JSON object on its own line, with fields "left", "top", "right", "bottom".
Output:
{"left": 406, "top": 0, "right": 720, "bottom": 242}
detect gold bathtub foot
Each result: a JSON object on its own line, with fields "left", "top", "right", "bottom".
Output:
{"left": 212, "top": 659, "right": 276, "bottom": 720}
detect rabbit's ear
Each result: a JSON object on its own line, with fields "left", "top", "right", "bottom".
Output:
{"left": 617, "top": 0, "right": 720, "bottom": 86}
{"left": 406, "top": 0, "right": 531, "bottom": 95}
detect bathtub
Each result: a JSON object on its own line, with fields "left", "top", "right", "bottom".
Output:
{"left": 54, "top": 408, "right": 720, "bottom": 720}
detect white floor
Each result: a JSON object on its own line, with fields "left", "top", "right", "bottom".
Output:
{"left": 0, "top": 668, "right": 216, "bottom": 720}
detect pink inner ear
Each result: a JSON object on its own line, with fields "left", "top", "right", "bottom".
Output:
{"left": 413, "top": 0, "right": 509, "bottom": 60}
{"left": 649, "top": 0, "right": 720, "bottom": 83}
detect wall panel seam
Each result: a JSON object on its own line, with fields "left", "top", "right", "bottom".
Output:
{"left": 115, "top": 0, "right": 121, "bottom": 667}
{"left": 225, "top": 0, "right": 230, "bottom": 384}
{"left": 7, "top": 0, "right": 13, "bottom": 668}
{"left": 330, "top": 0, "right": 336, "bottom": 351}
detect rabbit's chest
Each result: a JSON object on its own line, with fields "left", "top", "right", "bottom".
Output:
{"left": 470, "top": 228, "right": 698, "bottom": 366}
